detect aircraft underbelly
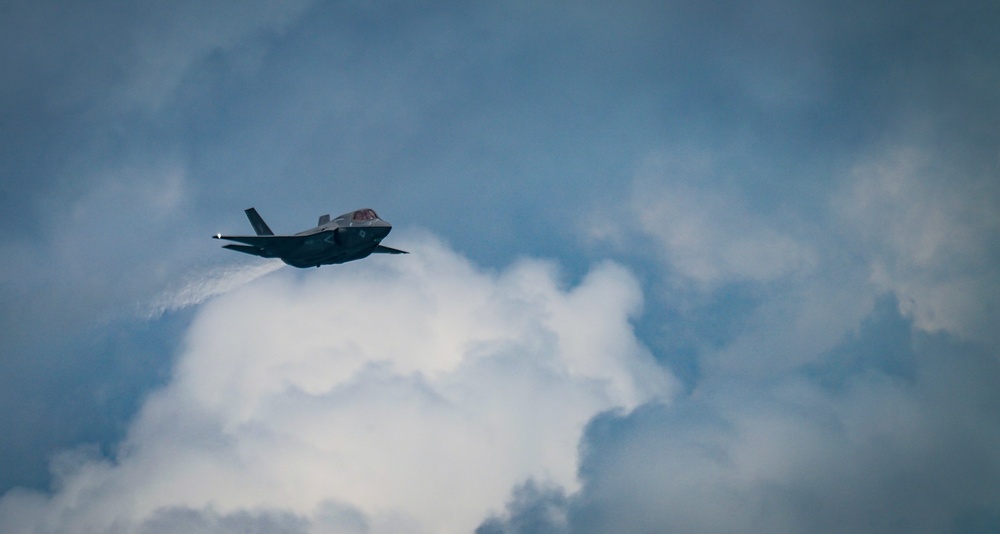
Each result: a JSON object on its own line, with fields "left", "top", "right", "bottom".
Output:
{"left": 281, "top": 243, "right": 376, "bottom": 268}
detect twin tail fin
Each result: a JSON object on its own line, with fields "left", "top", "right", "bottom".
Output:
{"left": 244, "top": 207, "right": 274, "bottom": 236}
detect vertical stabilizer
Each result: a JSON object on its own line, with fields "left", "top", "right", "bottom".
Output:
{"left": 244, "top": 208, "right": 275, "bottom": 236}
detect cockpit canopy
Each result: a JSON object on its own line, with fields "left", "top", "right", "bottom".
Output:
{"left": 351, "top": 208, "right": 379, "bottom": 221}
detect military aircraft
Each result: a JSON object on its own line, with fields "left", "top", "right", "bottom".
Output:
{"left": 214, "top": 207, "right": 407, "bottom": 268}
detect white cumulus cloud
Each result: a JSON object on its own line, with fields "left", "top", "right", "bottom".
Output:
{"left": 0, "top": 232, "right": 676, "bottom": 534}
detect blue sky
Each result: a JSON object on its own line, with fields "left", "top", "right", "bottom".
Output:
{"left": 2, "top": 1, "right": 999, "bottom": 532}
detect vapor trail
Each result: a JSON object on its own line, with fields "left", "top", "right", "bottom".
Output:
{"left": 142, "top": 259, "right": 284, "bottom": 319}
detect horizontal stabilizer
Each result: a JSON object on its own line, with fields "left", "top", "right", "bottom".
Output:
{"left": 222, "top": 244, "right": 270, "bottom": 257}
{"left": 215, "top": 233, "right": 305, "bottom": 257}
{"left": 373, "top": 244, "right": 408, "bottom": 254}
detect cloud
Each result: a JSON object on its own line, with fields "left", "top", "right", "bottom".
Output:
{"left": 550, "top": 10, "right": 1000, "bottom": 524}
{"left": 485, "top": 82, "right": 1000, "bottom": 533}
{"left": 624, "top": 149, "right": 818, "bottom": 287}
{"left": 836, "top": 146, "right": 1000, "bottom": 346}
{"left": 0, "top": 233, "right": 676, "bottom": 534}
{"left": 592, "top": 148, "right": 874, "bottom": 377}
{"left": 1, "top": 0, "right": 315, "bottom": 112}
{"left": 3, "top": 1, "right": 999, "bottom": 532}
{"left": 136, "top": 506, "right": 311, "bottom": 534}
{"left": 481, "top": 321, "right": 1000, "bottom": 534}
{"left": 476, "top": 481, "right": 569, "bottom": 534}
{"left": 120, "top": 0, "right": 316, "bottom": 111}
{"left": 1, "top": 161, "right": 198, "bottom": 345}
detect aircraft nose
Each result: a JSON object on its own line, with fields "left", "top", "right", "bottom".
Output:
{"left": 373, "top": 219, "right": 392, "bottom": 238}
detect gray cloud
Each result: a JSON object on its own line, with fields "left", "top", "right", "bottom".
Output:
{"left": 477, "top": 481, "right": 570, "bottom": 534}
{"left": 136, "top": 506, "right": 311, "bottom": 534}
{"left": 512, "top": 327, "right": 1000, "bottom": 534}
{"left": 836, "top": 146, "right": 1000, "bottom": 346}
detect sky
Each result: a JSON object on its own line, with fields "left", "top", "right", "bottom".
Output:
{"left": 1, "top": 1, "right": 998, "bottom": 532}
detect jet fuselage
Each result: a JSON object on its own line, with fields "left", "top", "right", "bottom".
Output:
{"left": 214, "top": 207, "right": 407, "bottom": 268}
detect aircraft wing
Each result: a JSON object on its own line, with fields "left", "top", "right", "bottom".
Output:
{"left": 373, "top": 244, "right": 408, "bottom": 254}
{"left": 214, "top": 234, "right": 304, "bottom": 258}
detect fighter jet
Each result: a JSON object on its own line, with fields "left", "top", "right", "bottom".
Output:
{"left": 214, "top": 207, "right": 407, "bottom": 268}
